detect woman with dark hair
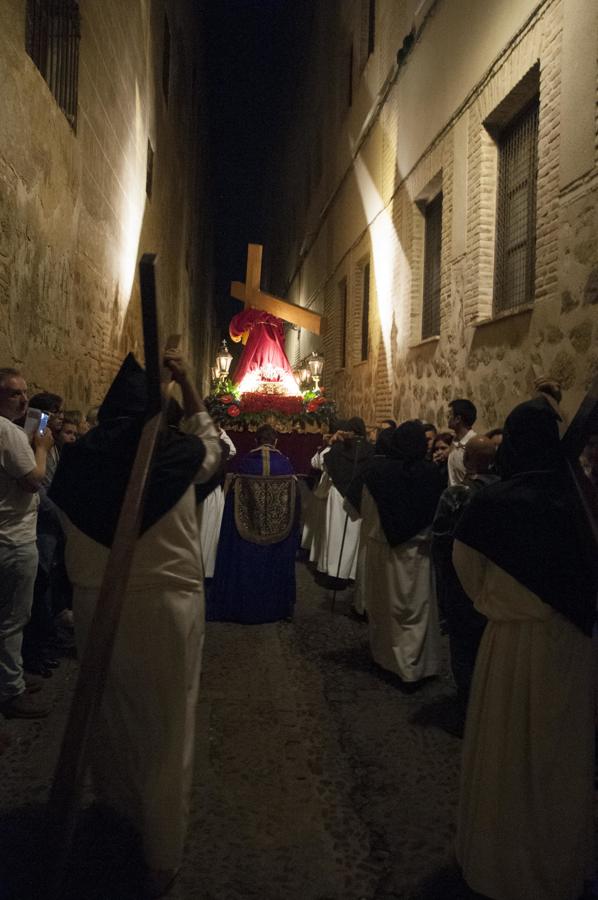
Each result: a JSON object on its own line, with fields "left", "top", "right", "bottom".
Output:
{"left": 431, "top": 431, "right": 453, "bottom": 487}
{"left": 346, "top": 421, "right": 444, "bottom": 682}
{"left": 453, "top": 395, "right": 597, "bottom": 900}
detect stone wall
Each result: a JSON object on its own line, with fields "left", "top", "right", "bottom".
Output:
{"left": 0, "top": 0, "right": 215, "bottom": 410}
{"left": 269, "top": 0, "right": 598, "bottom": 430}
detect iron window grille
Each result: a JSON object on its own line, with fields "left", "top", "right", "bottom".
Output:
{"left": 494, "top": 98, "right": 539, "bottom": 314}
{"left": 26, "top": 0, "right": 80, "bottom": 130}
{"left": 361, "top": 261, "right": 370, "bottom": 362}
{"left": 422, "top": 192, "right": 442, "bottom": 339}
{"left": 163, "top": 14, "right": 171, "bottom": 103}
{"left": 338, "top": 278, "right": 347, "bottom": 368}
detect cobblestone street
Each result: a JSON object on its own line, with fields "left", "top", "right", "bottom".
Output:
{"left": 1, "top": 562, "right": 469, "bottom": 900}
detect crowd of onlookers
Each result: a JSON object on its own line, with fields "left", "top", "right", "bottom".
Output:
{"left": 0, "top": 364, "right": 99, "bottom": 724}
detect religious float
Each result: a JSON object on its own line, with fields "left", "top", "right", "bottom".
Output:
{"left": 205, "top": 244, "right": 335, "bottom": 473}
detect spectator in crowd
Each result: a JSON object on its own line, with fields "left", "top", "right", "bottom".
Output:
{"left": 0, "top": 368, "right": 53, "bottom": 718}
{"left": 50, "top": 350, "right": 221, "bottom": 896}
{"left": 64, "top": 410, "right": 83, "bottom": 434}
{"left": 447, "top": 399, "right": 477, "bottom": 485}
{"left": 85, "top": 406, "right": 100, "bottom": 431}
{"left": 432, "top": 436, "right": 498, "bottom": 723}
{"left": 57, "top": 416, "right": 78, "bottom": 448}
{"left": 207, "top": 424, "right": 298, "bottom": 623}
{"left": 346, "top": 421, "right": 444, "bottom": 683}
{"left": 485, "top": 427, "right": 504, "bottom": 447}
{"left": 453, "top": 394, "right": 596, "bottom": 900}
{"left": 422, "top": 422, "right": 437, "bottom": 458}
{"left": 21, "top": 392, "right": 66, "bottom": 677}
{"left": 317, "top": 418, "right": 374, "bottom": 582}
{"left": 431, "top": 431, "right": 454, "bottom": 487}
{"left": 581, "top": 432, "right": 598, "bottom": 489}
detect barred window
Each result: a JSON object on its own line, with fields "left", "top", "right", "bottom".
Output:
{"left": 494, "top": 99, "right": 539, "bottom": 314}
{"left": 162, "top": 14, "right": 171, "bottom": 103}
{"left": 359, "top": 0, "right": 376, "bottom": 71}
{"left": 422, "top": 192, "right": 442, "bottom": 339}
{"left": 338, "top": 278, "right": 347, "bottom": 368}
{"left": 361, "top": 261, "right": 370, "bottom": 362}
{"left": 26, "top": 0, "right": 80, "bottom": 130}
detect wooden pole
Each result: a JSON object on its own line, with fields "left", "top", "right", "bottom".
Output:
{"left": 48, "top": 255, "right": 179, "bottom": 895}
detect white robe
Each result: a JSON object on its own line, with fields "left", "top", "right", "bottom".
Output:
{"left": 358, "top": 487, "right": 440, "bottom": 681}
{"left": 453, "top": 539, "right": 595, "bottom": 900}
{"left": 304, "top": 447, "right": 328, "bottom": 566}
{"left": 317, "top": 483, "right": 361, "bottom": 580}
{"left": 198, "top": 429, "right": 236, "bottom": 578}
{"left": 61, "top": 412, "right": 220, "bottom": 872}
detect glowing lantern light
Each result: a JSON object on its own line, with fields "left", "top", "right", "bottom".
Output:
{"left": 307, "top": 351, "right": 324, "bottom": 392}
{"left": 215, "top": 340, "right": 233, "bottom": 379}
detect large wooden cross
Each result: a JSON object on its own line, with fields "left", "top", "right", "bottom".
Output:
{"left": 49, "top": 256, "right": 179, "bottom": 896}
{"left": 231, "top": 243, "right": 325, "bottom": 335}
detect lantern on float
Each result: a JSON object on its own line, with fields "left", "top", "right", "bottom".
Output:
{"left": 307, "top": 351, "right": 324, "bottom": 392}
{"left": 215, "top": 340, "right": 233, "bottom": 380}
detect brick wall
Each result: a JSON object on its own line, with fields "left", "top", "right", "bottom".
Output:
{"left": 270, "top": 0, "right": 598, "bottom": 430}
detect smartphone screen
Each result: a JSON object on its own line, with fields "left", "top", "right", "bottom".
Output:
{"left": 38, "top": 412, "right": 50, "bottom": 433}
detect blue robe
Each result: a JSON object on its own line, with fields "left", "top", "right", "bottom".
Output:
{"left": 207, "top": 445, "right": 299, "bottom": 623}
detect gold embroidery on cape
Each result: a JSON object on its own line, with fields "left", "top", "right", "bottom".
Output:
{"left": 233, "top": 474, "right": 296, "bottom": 545}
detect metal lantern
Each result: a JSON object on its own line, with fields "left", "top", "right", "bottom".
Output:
{"left": 210, "top": 366, "right": 219, "bottom": 383}
{"left": 215, "top": 340, "right": 233, "bottom": 378}
{"left": 299, "top": 362, "right": 310, "bottom": 385}
{"left": 307, "top": 351, "right": 324, "bottom": 391}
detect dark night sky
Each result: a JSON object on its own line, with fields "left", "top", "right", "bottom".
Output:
{"left": 202, "top": 0, "right": 314, "bottom": 330}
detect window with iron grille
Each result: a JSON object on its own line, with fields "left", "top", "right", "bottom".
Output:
{"left": 494, "top": 99, "right": 539, "bottom": 314}
{"left": 361, "top": 261, "right": 370, "bottom": 362}
{"left": 26, "top": 0, "right": 80, "bottom": 130}
{"left": 163, "top": 14, "right": 171, "bottom": 103}
{"left": 359, "top": 0, "right": 376, "bottom": 70}
{"left": 422, "top": 192, "right": 442, "bottom": 339}
{"left": 367, "top": 0, "right": 376, "bottom": 56}
{"left": 338, "top": 278, "right": 347, "bottom": 368}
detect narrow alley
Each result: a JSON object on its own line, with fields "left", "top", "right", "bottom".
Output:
{"left": 0, "top": 560, "right": 464, "bottom": 900}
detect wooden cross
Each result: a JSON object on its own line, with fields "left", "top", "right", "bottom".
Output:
{"left": 231, "top": 243, "right": 325, "bottom": 335}
{"left": 49, "top": 256, "right": 179, "bottom": 896}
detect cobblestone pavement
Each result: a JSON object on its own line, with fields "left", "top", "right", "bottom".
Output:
{"left": 0, "top": 562, "right": 475, "bottom": 900}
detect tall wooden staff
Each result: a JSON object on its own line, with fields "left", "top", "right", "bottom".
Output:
{"left": 49, "top": 255, "right": 179, "bottom": 895}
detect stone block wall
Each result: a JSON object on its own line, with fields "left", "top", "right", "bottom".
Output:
{"left": 0, "top": 0, "right": 215, "bottom": 410}
{"left": 271, "top": 0, "right": 598, "bottom": 431}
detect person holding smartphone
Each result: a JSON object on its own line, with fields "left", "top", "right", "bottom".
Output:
{"left": 0, "top": 367, "right": 54, "bottom": 719}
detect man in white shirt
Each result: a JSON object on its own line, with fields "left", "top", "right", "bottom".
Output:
{"left": 447, "top": 398, "right": 477, "bottom": 486}
{"left": 0, "top": 367, "right": 54, "bottom": 718}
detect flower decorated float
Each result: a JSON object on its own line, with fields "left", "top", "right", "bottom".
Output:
{"left": 206, "top": 246, "right": 335, "bottom": 472}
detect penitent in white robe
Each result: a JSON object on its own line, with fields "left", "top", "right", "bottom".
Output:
{"left": 317, "top": 482, "right": 361, "bottom": 580}
{"left": 198, "top": 429, "right": 236, "bottom": 578}
{"left": 358, "top": 487, "right": 440, "bottom": 681}
{"left": 453, "top": 539, "right": 595, "bottom": 900}
{"left": 61, "top": 412, "right": 221, "bottom": 872}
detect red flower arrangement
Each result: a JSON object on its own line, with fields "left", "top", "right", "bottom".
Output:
{"left": 227, "top": 405, "right": 240, "bottom": 417}
{"left": 239, "top": 392, "right": 304, "bottom": 417}
{"left": 219, "top": 394, "right": 234, "bottom": 404}
{"left": 306, "top": 396, "right": 328, "bottom": 413}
